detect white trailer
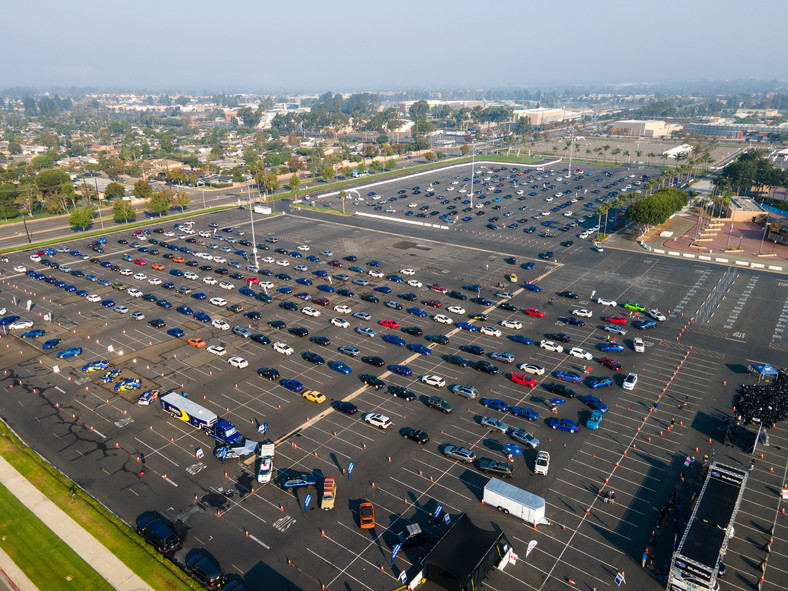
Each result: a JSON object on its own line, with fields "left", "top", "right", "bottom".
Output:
{"left": 483, "top": 478, "right": 550, "bottom": 526}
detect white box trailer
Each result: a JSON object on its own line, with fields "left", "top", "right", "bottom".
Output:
{"left": 483, "top": 478, "right": 550, "bottom": 526}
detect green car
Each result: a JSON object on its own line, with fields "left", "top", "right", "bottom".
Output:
{"left": 623, "top": 302, "right": 645, "bottom": 312}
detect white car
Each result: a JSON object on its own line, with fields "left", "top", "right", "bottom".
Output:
{"left": 210, "top": 297, "right": 227, "bottom": 307}
{"left": 262, "top": 256, "right": 275, "bottom": 264}
{"left": 320, "top": 250, "right": 333, "bottom": 256}
{"left": 572, "top": 309, "right": 593, "bottom": 318}
{"left": 203, "top": 277, "right": 218, "bottom": 285}
{"left": 9, "top": 319, "right": 34, "bottom": 330}
{"left": 534, "top": 451, "right": 550, "bottom": 475}
{"left": 148, "top": 277, "right": 162, "bottom": 286}
{"left": 301, "top": 306, "right": 321, "bottom": 317}
{"left": 29, "top": 255, "right": 41, "bottom": 262}
{"left": 130, "top": 312, "right": 145, "bottom": 320}
{"left": 480, "top": 326, "right": 502, "bottom": 337}
{"left": 297, "top": 245, "right": 310, "bottom": 251}
{"left": 539, "top": 340, "right": 564, "bottom": 353}
{"left": 407, "top": 279, "right": 423, "bottom": 288}
{"left": 206, "top": 345, "right": 227, "bottom": 356}
{"left": 294, "top": 265, "right": 308, "bottom": 272}
{"left": 228, "top": 356, "right": 248, "bottom": 369}
{"left": 518, "top": 363, "right": 545, "bottom": 375}
{"left": 273, "top": 342, "right": 294, "bottom": 356}
{"left": 400, "top": 268, "right": 416, "bottom": 276}
{"left": 86, "top": 294, "right": 101, "bottom": 303}
{"left": 499, "top": 319, "right": 522, "bottom": 330}
{"left": 363, "top": 413, "right": 391, "bottom": 429}
{"left": 634, "top": 337, "right": 645, "bottom": 353}
{"left": 597, "top": 298, "right": 617, "bottom": 307}
{"left": 420, "top": 374, "right": 446, "bottom": 388}
{"left": 259, "top": 281, "right": 274, "bottom": 289}
{"left": 623, "top": 373, "right": 638, "bottom": 391}
{"left": 133, "top": 272, "right": 147, "bottom": 281}
{"left": 434, "top": 314, "right": 453, "bottom": 325}
{"left": 331, "top": 317, "right": 350, "bottom": 329}
{"left": 333, "top": 305, "right": 352, "bottom": 314}
{"left": 569, "top": 347, "right": 593, "bottom": 360}
{"left": 648, "top": 309, "right": 666, "bottom": 322}
{"left": 368, "top": 269, "right": 384, "bottom": 278}
{"left": 119, "top": 268, "right": 133, "bottom": 276}
{"left": 212, "top": 319, "right": 230, "bottom": 330}
{"left": 219, "top": 281, "right": 234, "bottom": 290}
{"left": 275, "top": 259, "right": 290, "bottom": 267}
{"left": 127, "top": 288, "right": 143, "bottom": 298}
{"left": 184, "top": 271, "right": 199, "bottom": 281}
{"left": 447, "top": 305, "right": 465, "bottom": 315}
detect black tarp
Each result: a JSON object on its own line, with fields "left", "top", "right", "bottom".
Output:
{"left": 420, "top": 514, "right": 505, "bottom": 591}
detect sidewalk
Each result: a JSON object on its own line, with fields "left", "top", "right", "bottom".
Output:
{"left": 0, "top": 456, "right": 152, "bottom": 591}
{"left": 0, "top": 548, "right": 37, "bottom": 591}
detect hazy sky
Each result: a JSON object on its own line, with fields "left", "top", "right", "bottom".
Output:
{"left": 4, "top": 0, "right": 786, "bottom": 92}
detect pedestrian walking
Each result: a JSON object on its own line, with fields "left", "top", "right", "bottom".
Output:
{"left": 749, "top": 459, "right": 755, "bottom": 472}
{"left": 670, "top": 418, "right": 675, "bottom": 428}
{"left": 642, "top": 550, "right": 648, "bottom": 568}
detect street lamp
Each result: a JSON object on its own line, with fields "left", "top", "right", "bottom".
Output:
{"left": 469, "top": 143, "right": 476, "bottom": 209}
{"left": 246, "top": 185, "right": 258, "bottom": 269}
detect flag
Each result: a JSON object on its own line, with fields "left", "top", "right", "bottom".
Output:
{"left": 107, "top": 345, "right": 114, "bottom": 353}
{"left": 399, "top": 571, "right": 408, "bottom": 583}
{"left": 304, "top": 494, "right": 312, "bottom": 514}
{"left": 391, "top": 544, "right": 401, "bottom": 565}
{"left": 195, "top": 447, "right": 204, "bottom": 459}
{"left": 258, "top": 422, "right": 268, "bottom": 435}
{"left": 526, "top": 540, "right": 538, "bottom": 557}
{"left": 443, "top": 513, "right": 450, "bottom": 525}
{"left": 433, "top": 505, "right": 443, "bottom": 520}
{"left": 347, "top": 461, "right": 354, "bottom": 480}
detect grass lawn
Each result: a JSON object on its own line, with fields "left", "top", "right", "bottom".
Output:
{"left": 477, "top": 154, "right": 541, "bottom": 164}
{"left": 0, "top": 423, "right": 195, "bottom": 590}
{"left": 0, "top": 482, "right": 113, "bottom": 590}
{"left": 291, "top": 204, "right": 353, "bottom": 215}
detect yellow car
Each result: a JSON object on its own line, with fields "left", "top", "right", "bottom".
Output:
{"left": 302, "top": 390, "right": 326, "bottom": 404}
{"left": 506, "top": 273, "right": 518, "bottom": 283}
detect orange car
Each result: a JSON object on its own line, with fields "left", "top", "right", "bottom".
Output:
{"left": 152, "top": 263, "right": 165, "bottom": 271}
{"left": 358, "top": 502, "right": 375, "bottom": 529}
{"left": 173, "top": 256, "right": 185, "bottom": 263}
{"left": 187, "top": 337, "right": 206, "bottom": 348}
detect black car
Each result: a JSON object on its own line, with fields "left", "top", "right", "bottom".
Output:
{"left": 471, "top": 296, "right": 492, "bottom": 306}
{"left": 546, "top": 332, "right": 571, "bottom": 343}
{"left": 398, "top": 292, "right": 418, "bottom": 301}
{"left": 302, "top": 352, "right": 325, "bottom": 365}
{"left": 560, "top": 240, "right": 574, "bottom": 247}
{"left": 401, "top": 428, "right": 429, "bottom": 444}
{"left": 478, "top": 458, "right": 514, "bottom": 478}
{"left": 447, "top": 290, "right": 467, "bottom": 300}
{"left": 445, "top": 354, "right": 469, "bottom": 367}
{"left": 309, "top": 335, "right": 331, "bottom": 346}
{"left": 199, "top": 264, "right": 213, "bottom": 271}
{"left": 343, "top": 255, "right": 358, "bottom": 262}
{"left": 562, "top": 317, "right": 585, "bottom": 326}
{"left": 279, "top": 302, "right": 299, "bottom": 311}
{"left": 275, "top": 273, "right": 291, "bottom": 281}
{"left": 360, "top": 374, "right": 385, "bottom": 389}
{"left": 288, "top": 327, "right": 309, "bottom": 337}
{"left": 388, "top": 385, "right": 416, "bottom": 400}
{"left": 546, "top": 382, "right": 575, "bottom": 398}
{"left": 227, "top": 303, "right": 243, "bottom": 313}
{"left": 148, "top": 319, "right": 166, "bottom": 328}
{"left": 142, "top": 293, "right": 158, "bottom": 302}
{"left": 538, "top": 251, "right": 553, "bottom": 260}
{"left": 257, "top": 367, "right": 280, "bottom": 380}
{"left": 156, "top": 299, "right": 172, "bottom": 308}
{"left": 401, "top": 326, "right": 423, "bottom": 336}
{"left": 161, "top": 282, "right": 176, "bottom": 290}
{"left": 185, "top": 549, "right": 225, "bottom": 587}
{"left": 268, "top": 320, "right": 286, "bottom": 329}
{"left": 424, "top": 396, "right": 453, "bottom": 413}
{"left": 558, "top": 290, "right": 579, "bottom": 299}
{"left": 362, "top": 355, "right": 385, "bottom": 367}
{"left": 504, "top": 257, "right": 517, "bottom": 264}
{"left": 425, "top": 334, "right": 450, "bottom": 345}
{"left": 244, "top": 310, "right": 261, "bottom": 320}
{"left": 474, "top": 360, "right": 499, "bottom": 374}
{"left": 499, "top": 302, "right": 518, "bottom": 312}
{"left": 136, "top": 513, "right": 181, "bottom": 554}
{"left": 460, "top": 344, "right": 485, "bottom": 356}
{"left": 360, "top": 294, "right": 379, "bottom": 303}
{"left": 332, "top": 401, "right": 358, "bottom": 415}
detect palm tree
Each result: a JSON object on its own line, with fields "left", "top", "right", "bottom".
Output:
{"left": 647, "top": 152, "right": 656, "bottom": 164}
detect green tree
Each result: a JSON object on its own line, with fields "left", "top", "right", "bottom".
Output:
{"left": 289, "top": 174, "right": 300, "bottom": 194}
{"left": 424, "top": 151, "right": 436, "bottom": 161}
{"left": 170, "top": 191, "right": 190, "bottom": 212}
{"left": 104, "top": 182, "right": 125, "bottom": 200}
{"left": 134, "top": 179, "right": 153, "bottom": 199}
{"left": 69, "top": 205, "right": 96, "bottom": 230}
{"left": 209, "top": 143, "right": 224, "bottom": 160}
{"left": 321, "top": 165, "right": 334, "bottom": 181}
{"left": 113, "top": 200, "right": 136, "bottom": 223}
{"left": 460, "top": 144, "right": 470, "bottom": 156}
{"left": 146, "top": 192, "right": 170, "bottom": 216}
{"left": 369, "top": 160, "right": 383, "bottom": 171}
{"left": 625, "top": 188, "right": 688, "bottom": 238}
{"left": 386, "top": 158, "right": 397, "bottom": 169}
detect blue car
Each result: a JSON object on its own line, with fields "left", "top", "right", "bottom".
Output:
{"left": 549, "top": 418, "right": 580, "bottom": 433}
{"left": 556, "top": 371, "right": 583, "bottom": 384}
{"left": 57, "top": 347, "right": 83, "bottom": 359}
{"left": 598, "top": 343, "right": 625, "bottom": 352}
{"left": 169, "top": 269, "right": 184, "bottom": 277}
{"left": 633, "top": 319, "right": 657, "bottom": 330}
{"left": 407, "top": 307, "right": 427, "bottom": 317}
{"left": 508, "top": 335, "right": 533, "bottom": 345}
{"left": 296, "top": 278, "right": 313, "bottom": 286}
{"left": 481, "top": 399, "right": 509, "bottom": 412}
{"left": 167, "top": 328, "right": 185, "bottom": 338}
{"left": 382, "top": 334, "right": 406, "bottom": 346}
{"left": 194, "top": 312, "right": 212, "bottom": 323}
{"left": 387, "top": 274, "right": 404, "bottom": 283}
{"left": 374, "top": 285, "right": 392, "bottom": 294}
{"left": 317, "top": 284, "right": 334, "bottom": 293}
{"left": 176, "top": 305, "right": 193, "bottom": 316}
{"left": 456, "top": 322, "right": 478, "bottom": 332}
{"left": 586, "top": 410, "right": 603, "bottom": 430}
{"left": 42, "top": 338, "right": 61, "bottom": 349}
{"left": 587, "top": 377, "right": 613, "bottom": 391}
{"left": 388, "top": 364, "right": 412, "bottom": 376}
{"left": 239, "top": 287, "right": 255, "bottom": 297}
{"left": 20, "top": 329, "right": 46, "bottom": 339}
{"left": 313, "top": 270, "right": 329, "bottom": 277}
{"left": 585, "top": 395, "right": 609, "bottom": 412}
{"left": 278, "top": 286, "right": 293, "bottom": 294}
{"left": 100, "top": 369, "right": 122, "bottom": 383}
{"left": 521, "top": 262, "right": 535, "bottom": 270}
{"left": 64, "top": 285, "right": 77, "bottom": 292}
{"left": 280, "top": 379, "right": 304, "bottom": 393}
{"left": 191, "top": 292, "right": 207, "bottom": 300}
{"left": 524, "top": 283, "right": 541, "bottom": 292}
{"left": 306, "top": 255, "right": 320, "bottom": 262}
{"left": 81, "top": 360, "right": 110, "bottom": 372}
{"left": 510, "top": 406, "right": 539, "bottom": 420}
{"left": 100, "top": 299, "right": 115, "bottom": 307}
{"left": 408, "top": 343, "right": 431, "bottom": 355}
{"left": 328, "top": 360, "right": 352, "bottom": 374}
{"left": 367, "top": 260, "right": 381, "bottom": 267}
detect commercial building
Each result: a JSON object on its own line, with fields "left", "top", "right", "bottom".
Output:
{"left": 609, "top": 119, "right": 680, "bottom": 138}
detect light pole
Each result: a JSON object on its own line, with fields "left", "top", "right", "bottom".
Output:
{"left": 247, "top": 185, "right": 258, "bottom": 269}
{"left": 759, "top": 214, "right": 770, "bottom": 254}
{"left": 201, "top": 188, "right": 206, "bottom": 210}
{"left": 469, "top": 143, "right": 476, "bottom": 209}
{"left": 567, "top": 129, "right": 575, "bottom": 178}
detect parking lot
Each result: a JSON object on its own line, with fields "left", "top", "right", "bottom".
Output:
{"left": 1, "top": 161, "right": 787, "bottom": 591}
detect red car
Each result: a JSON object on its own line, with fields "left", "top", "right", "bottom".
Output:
{"left": 602, "top": 315, "right": 627, "bottom": 325}
{"left": 246, "top": 277, "right": 259, "bottom": 284}
{"left": 510, "top": 373, "right": 537, "bottom": 387}
{"left": 379, "top": 319, "right": 399, "bottom": 328}
{"left": 430, "top": 284, "right": 448, "bottom": 293}
{"left": 600, "top": 357, "right": 622, "bottom": 371}
{"left": 313, "top": 297, "right": 330, "bottom": 306}
{"left": 422, "top": 299, "right": 442, "bottom": 308}
{"left": 328, "top": 260, "right": 343, "bottom": 267}
{"left": 524, "top": 308, "right": 545, "bottom": 318}
{"left": 133, "top": 258, "right": 147, "bottom": 265}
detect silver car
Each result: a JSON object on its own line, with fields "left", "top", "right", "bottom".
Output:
{"left": 443, "top": 445, "right": 476, "bottom": 463}
{"left": 511, "top": 429, "right": 539, "bottom": 449}
{"left": 451, "top": 385, "right": 478, "bottom": 399}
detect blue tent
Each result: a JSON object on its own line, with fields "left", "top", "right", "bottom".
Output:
{"left": 750, "top": 363, "right": 779, "bottom": 381}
